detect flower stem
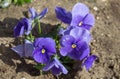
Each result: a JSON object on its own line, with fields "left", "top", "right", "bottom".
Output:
{"left": 38, "top": 20, "right": 42, "bottom": 35}
{"left": 30, "top": 33, "right": 34, "bottom": 42}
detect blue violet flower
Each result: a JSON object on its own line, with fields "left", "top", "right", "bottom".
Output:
{"left": 55, "top": 6, "right": 72, "bottom": 24}
{"left": 82, "top": 55, "right": 97, "bottom": 70}
{"left": 33, "top": 38, "right": 56, "bottom": 64}
{"left": 14, "top": 18, "right": 32, "bottom": 37}
{"left": 12, "top": 2, "right": 97, "bottom": 75}
{"left": 43, "top": 57, "right": 68, "bottom": 75}
{"left": 55, "top": 3, "right": 95, "bottom": 30}
{"left": 60, "top": 27, "right": 91, "bottom": 60}
{"left": 29, "top": 7, "right": 48, "bottom": 20}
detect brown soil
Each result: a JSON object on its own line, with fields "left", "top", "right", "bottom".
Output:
{"left": 0, "top": 0, "right": 120, "bottom": 79}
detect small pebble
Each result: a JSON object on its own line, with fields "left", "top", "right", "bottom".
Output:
{"left": 101, "top": 33, "right": 104, "bottom": 36}
{"left": 112, "top": 76, "right": 116, "bottom": 79}
{"left": 37, "top": 9, "right": 40, "bottom": 12}
{"left": 21, "top": 78, "right": 26, "bottom": 79}
{"left": 105, "top": 34, "right": 111, "bottom": 37}
{"left": 107, "top": 16, "right": 110, "bottom": 19}
{"left": 93, "top": 6, "right": 98, "bottom": 11}
{"left": 102, "top": 0, "right": 106, "bottom": 2}
{"left": 96, "top": 16, "right": 100, "bottom": 20}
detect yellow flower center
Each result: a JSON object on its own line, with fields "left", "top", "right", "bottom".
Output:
{"left": 79, "top": 21, "right": 83, "bottom": 26}
{"left": 41, "top": 49, "right": 46, "bottom": 54}
{"left": 72, "top": 44, "right": 76, "bottom": 49}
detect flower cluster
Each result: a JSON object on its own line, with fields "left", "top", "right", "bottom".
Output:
{"left": 12, "top": 3, "right": 97, "bottom": 75}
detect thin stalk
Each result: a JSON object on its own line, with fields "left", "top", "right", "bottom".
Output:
{"left": 30, "top": 33, "right": 34, "bottom": 42}
{"left": 38, "top": 20, "right": 42, "bottom": 35}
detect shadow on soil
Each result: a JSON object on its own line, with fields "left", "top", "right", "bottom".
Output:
{"left": 0, "top": 20, "right": 83, "bottom": 78}
{"left": 0, "top": 17, "right": 18, "bottom": 37}
{"left": 0, "top": 43, "right": 40, "bottom": 76}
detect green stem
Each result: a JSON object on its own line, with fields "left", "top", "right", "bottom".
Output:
{"left": 30, "top": 33, "right": 32, "bottom": 37}
{"left": 30, "top": 33, "right": 34, "bottom": 42}
{"left": 38, "top": 20, "right": 41, "bottom": 35}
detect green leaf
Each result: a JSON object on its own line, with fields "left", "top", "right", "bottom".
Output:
{"left": 24, "top": 0, "right": 32, "bottom": 3}
{"left": 13, "top": 0, "right": 32, "bottom": 5}
{"left": 16, "top": 0, "right": 25, "bottom": 5}
{"left": 25, "top": 33, "right": 35, "bottom": 42}
{"left": 13, "top": 0, "right": 17, "bottom": 3}
{"left": 34, "top": 64, "right": 45, "bottom": 70}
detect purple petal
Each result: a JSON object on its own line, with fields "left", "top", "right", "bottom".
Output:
{"left": 24, "top": 40, "right": 34, "bottom": 57}
{"left": 44, "top": 38, "right": 56, "bottom": 55}
{"left": 19, "top": 25, "right": 24, "bottom": 36}
{"left": 42, "top": 60, "right": 55, "bottom": 71}
{"left": 59, "top": 28, "right": 66, "bottom": 35}
{"left": 24, "top": 19, "right": 32, "bottom": 35}
{"left": 14, "top": 22, "right": 24, "bottom": 37}
{"left": 51, "top": 66, "right": 61, "bottom": 75}
{"left": 11, "top": 43, "right": 34, "bottom": 57}
{"left": 70, "top": 15, "right": 83, "bottom": 26}
{"left": 68, "top": 50, "right": 80, "bottom": 60}
{"left": 25, "top": 39, "right": 32, "bottom": 43}
{"left": 72, "top": 3, "right": 89, "bottom": 18}
{"left": 11, "top": 44, "right": 24, "bottom": 57}
{"left": 55, "top": 6, "right": 72, "bottom": 24}
{"left": 77, "top": 41, "right": 90, "bottom": 60}
{"left": 82, "top": 13, "right": 95, "bottom": 30}
{"left": 68, "top": 41, "right": 90, "bottom": 60}
{"left": 60, "top": 65, "right": 68, "bottom": 74}
{"left": 39, "top": 8, "right": 48, "bottom": 19}
{"left": 33, "top": 48, "right": 50, "bottom": 64}
{"left": 82, "top": 55, "right": 97, "bottom": 70}
{"left": 54, "top": 58, "right": 68, "bottom": 74}
{"left": 81, "top": 24, "right": 92, "bottom": 30}
{"left": 60, "top": 35, "right": 75, "bottom": 46}
{"left": 29, "top": 7, "right": 38, "bottom": 19}
{"left": 43, "top": 58, "right": 68, "bottom": 75}
{"left": 60, "top": 46, "right": 72, "bottom": 56}
{"left": 14, "top": 18, "right": 32, "bottom": 37}
{"left": 70, "top": 27, "right": 91, "bottom": 44}
{"left": 34, "top": 38, "right": 56, "bottom": 56}
{"left": 83, "top": 14, "right": 95, "bottom": 26}
{"left": 64, "top": 26, "right": 76, "bottom": 35}
{"left": 24, "top": 43, "right": 34, "bottom": 57}
{"left": 33, "top": 38, "right": 44, "bottom": 47}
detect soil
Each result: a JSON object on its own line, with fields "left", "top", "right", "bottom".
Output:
{"left": 0, "top": 0, "right": 120, "bottom": 79}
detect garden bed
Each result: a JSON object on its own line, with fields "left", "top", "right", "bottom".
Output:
{"left": 0, "top": 0, "right": 120, "bottom": 79}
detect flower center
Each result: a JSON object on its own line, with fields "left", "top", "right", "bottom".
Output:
{"left": 79, "top": 21, "right": 83, "bottom": 26}
{"left": 72, "top": 44, "right": 76, "bottom": 49}
{"left": 41, "top": 49, "right": 46, "bottom": 54}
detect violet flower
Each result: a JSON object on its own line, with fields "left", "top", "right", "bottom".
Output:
{"left": 33, "top": 38, "right": 56, "bottom": 64}
{"left": 14, "top": 18, "right": 32, "bottom": 37}
{"left": 55, "top": 7, "right": 72, "bottom": 24}
{"left": 60, "top": 27, "right": 91, "bottom": 60}
{"left": 29, "top": 7, "right": 48, "bottom": 20}
{"left": 11, "top": 39, "right": 34, "bottom": 57}
{"left": 55, "top": 3, "right": 95, "bottom": 30}
{"left": 82, "top": 55, "right": 97, "bottom": 70}
{"left": 43, "top": 57, "right": 68, "bottom": 75}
